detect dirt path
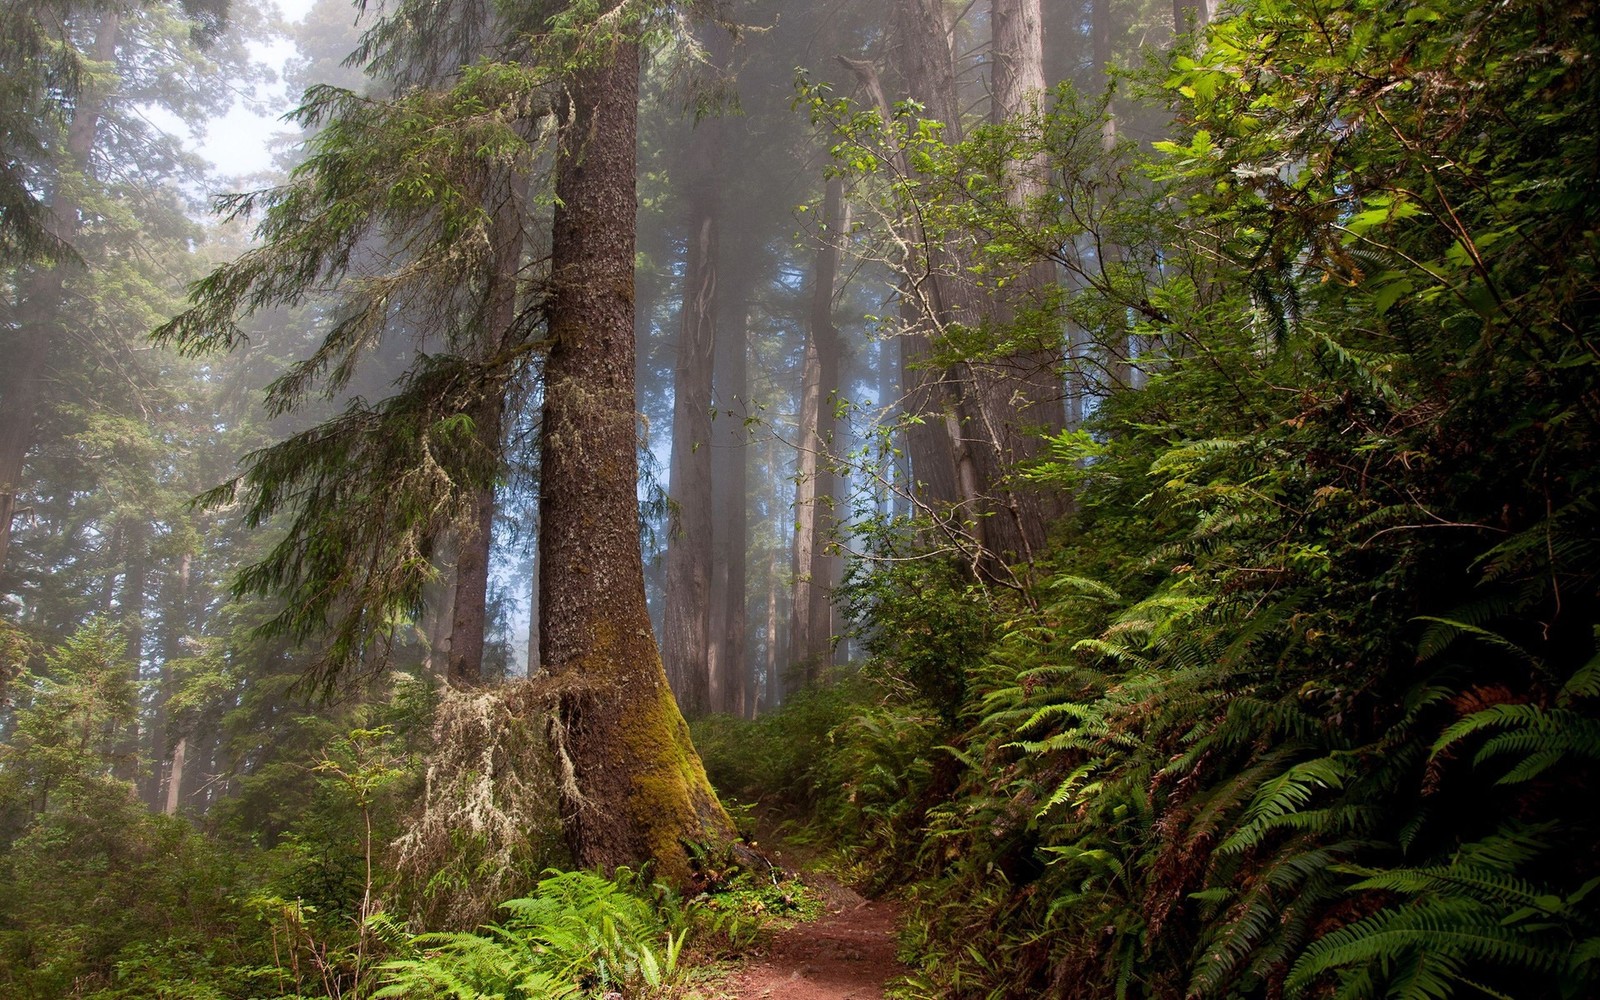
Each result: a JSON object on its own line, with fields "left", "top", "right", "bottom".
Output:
{"left": 717, "top": 879, "right": 905, "bottom": 1000}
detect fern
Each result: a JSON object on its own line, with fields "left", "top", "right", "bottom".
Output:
{"left": 374, "top": 870, "right": 681, "bottom": 999}
{"left": 1219, "top": 755, "right": 1352, "bottom": 854}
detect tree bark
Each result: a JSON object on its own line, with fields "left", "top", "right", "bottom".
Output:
{"left": 660, "top": 118, "right": 722, "bottom": 716}
{"left": 447, "top": 177, "right": 522, "bottom": 685}
{"left": 791, "top": 176, "right": 844, "bottom": 686}
{"left": 164, "top": 736, "right": 188, "bottom": 816}
{"left": 708, "top": 264, "right": 752, "bottom": 717}
{"left": 447, "top": 452, "right": 497, "bottom": 686}
{"left": 539, "top": 18, "right": 732, "bottom": 884}
{"left": 976, "top": 0, "right": 1069, "bottom": 563}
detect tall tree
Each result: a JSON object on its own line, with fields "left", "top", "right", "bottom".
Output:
{"left": 790, "top": 174, "right": 845, "bottom": 683}
{"left": 538, "top": 5, "right": 733, "bottom": 880}
{"left": 660, "top": 36, "right": 729, "bottom": 715}
{"left": 977, "top": 0, "right": 1069, "bottom": 558}
{"left": 1, "top": 0, "right": 235, "bottom": 580}
{"left": 707, "top": 258, "right": 753, "bottom": 716}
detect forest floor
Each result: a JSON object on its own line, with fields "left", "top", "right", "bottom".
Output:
{"left": 713, "top": 874, "right": 905, "bottom": 1000}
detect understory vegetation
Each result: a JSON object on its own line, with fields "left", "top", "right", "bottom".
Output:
{"left": 5, "top": 0, "right": 1598, "bottom": 995}
{"left": 701, "top": 0, "right": 1600, "bottom": 994}
{"left": 0, "top": 637, "right": 815, "bottom": 998}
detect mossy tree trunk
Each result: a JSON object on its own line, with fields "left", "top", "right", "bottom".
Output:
{"left": 538, "top": 16, "right": 733, "bottom": 885}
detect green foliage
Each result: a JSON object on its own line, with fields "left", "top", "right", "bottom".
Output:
{"left": 690, "top": 671, "right": 876, "bottom": 808}
{"left": 375, "top": 869, "right": 685, "bottom": 1000}
{"left": 788, "top": 0, "right": 1600, "bottom": 995}
{"left": 840, "top": 541, "right": 994, "bottom": 722}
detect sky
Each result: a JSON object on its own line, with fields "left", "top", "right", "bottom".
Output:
{"left": 196, "top": 0, "right": 319, "bottom": 177}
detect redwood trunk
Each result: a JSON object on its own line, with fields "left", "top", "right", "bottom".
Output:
{"left": 539, "top": 21, "right": 731, "bottom": 884}
{"left": 979, "top": 0, "right": 1069, "bottom": 562}
{"left": 708, "top": 265, "right": 752, "bottom": 716}
{"left": 791, "top": 176, "right": 844, "bottom": 685}
{"left": 661, "top": 140, "right": 721, "bottom": 716}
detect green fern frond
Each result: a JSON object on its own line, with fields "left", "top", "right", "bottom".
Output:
{"left": 1219, "top": 756, "right": 1352, "bottom": 854}
{"left": 1413, "top": 616, "right": 1541, "bottom": 668}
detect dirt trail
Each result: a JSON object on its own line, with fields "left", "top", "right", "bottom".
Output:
{"left": 719, "top": 878, "right": 905, "bottom": 1000}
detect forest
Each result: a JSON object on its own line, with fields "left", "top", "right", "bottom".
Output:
{"left": 2, "top": 0, "right": 1598, "bottom": 997}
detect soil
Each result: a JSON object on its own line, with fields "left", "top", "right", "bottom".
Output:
{"left": 716, "top": 876, "right": 906, "bottom": 1000}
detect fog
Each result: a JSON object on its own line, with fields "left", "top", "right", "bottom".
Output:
{"left": 2, "top": 0, "right": 1156, "bottom": 806}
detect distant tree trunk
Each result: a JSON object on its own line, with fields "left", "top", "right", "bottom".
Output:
{"left": 708, "top": 265, "right": 752, "bottom": 717}
{"left": 972, "top": 0, "right": 1069, "bottom": 563}
{"left": 152, "top": 551, "right": 191, "bottom": 809}
{"left": 539, "top": 18, "right": 732, "bottom": 884}
{"left": 447, "top": 186, "right": 521, "bottom": 686}
{"left": 1044, "top": 0, "right": 1083, "bottom": 88}
{"left": 764, "top": 509, "right": 781, "bottom": 714}
{"left": 877, "top": 337, "right": 902, "bottom": 519}
{"left": 791, "top": 176, "right": 844, "bottom": 686}
{"left": 164, "top": 737, "right": 188, "bottom": 815}
{"left": 661, "top": 104, "right": 724, "bottom": 716}
{"left": 447, "top": 465, "right": 496, "bottom": 686}
{"left": 880, "top": 3, "right": 973, "bottom": 519}
{"left": 763, "top": 430, "right": 785, "bottom": 710}
{"left": 423, "top": 546, "right": 456, "bottom": 677}
{"left": 1092, "top": 0, "right": 1133, "bottom": 391}
{"left": 116, "top": 521, "right": 148, "bottom": 784}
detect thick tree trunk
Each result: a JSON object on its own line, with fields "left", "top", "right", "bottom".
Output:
{"left": 661, "top": 128, "right": 722, "bottom": 716}
{"left": 539, "top": 21, "right": 732, "bottom": 884}
{"left": 790, "top": 176, "right": 844, "bottom": 686}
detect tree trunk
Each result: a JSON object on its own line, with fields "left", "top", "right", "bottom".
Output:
{"left": 423, "top": 545, "right": 456, "bottom": 678}
{"left": 151, "top": 551, "right": 191, "bottom": 809}
{"left": 539, "top": 19, "right": 732, "bottom": 884}
{"left": 164, "top": 736, "right": 188, "bottom": 816}
{"left": 708, "top": 264, "right": 752, "bottom": 717}
{"left": 660, "top": 114, "right": 723, "bottom": 716}
{"left": 1092, "top": 0, "right": 1133, "bottom": 391}
{"left": 447, "top": 461, "right": 497, "bottom": 686}
{"left": 974, "top": 0, "right": 1069, "bottom": 564}
{"left": 762, "top": 430, "right": 785, "bottom": 710}
{"left": 526, "top": 521, "right": 540, "bottom": 673}
{"left": 115, "top": 520, "right": 148, "bottom": 784}
{"left": 791, "top": 176, "right": 844, "bottom": 686}
{"left": 447, "top": 182, "right": 521, "bottom": 686}
{"left": 1044, "top": 0, "right": 1083, "bottom": 88}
